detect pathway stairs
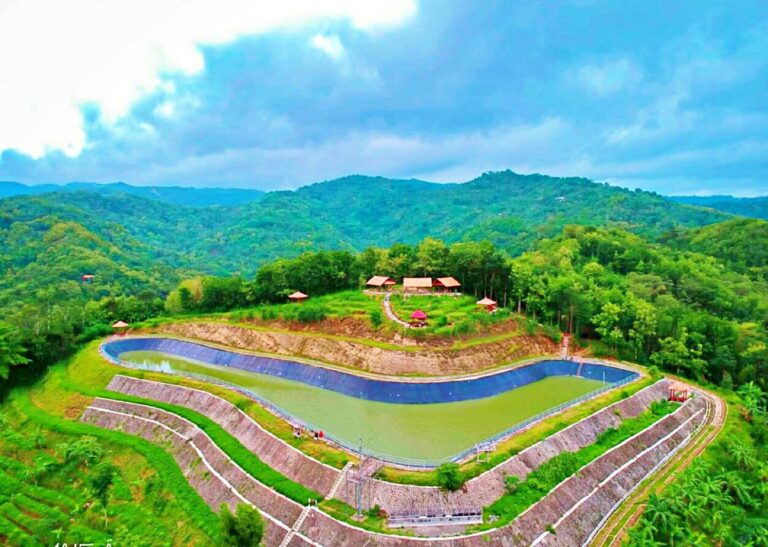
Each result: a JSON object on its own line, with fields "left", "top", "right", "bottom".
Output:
{"left": 278, "top": 504, "right": 313, "bottom": 547}
{"left": 325, "top": 462, "right": 353, "bottom": 500}
{"left": 383, "top": 293, "right": 411, "bottom": 328}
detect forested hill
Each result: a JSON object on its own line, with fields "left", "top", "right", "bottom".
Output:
{"left": 669, "top": 194, "right": 768, "bottom": 220}
{"left": 1, "top": 172, "right": 730, "bottom": 278}
{"left": 0, "top": 180, "right": 264, "bottom": 207}
{"left": 661, "top": 218, "right": 768, "bottom": 280}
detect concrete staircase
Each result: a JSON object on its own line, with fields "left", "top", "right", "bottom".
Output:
{"left": 278, "top": 505, "right": 313, "bottom": 547}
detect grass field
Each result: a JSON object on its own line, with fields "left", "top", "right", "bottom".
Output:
{"left": 121, "top": 350, "right": 604, "bottom": 462}
{"left": 390, "top": 294, "right": 512, "bottom": 336}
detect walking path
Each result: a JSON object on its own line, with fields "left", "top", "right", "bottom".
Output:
{"left": 383, "top": 292, "right": 411, "bottom": 328}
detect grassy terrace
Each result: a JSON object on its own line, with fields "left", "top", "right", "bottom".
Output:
{"left": 138, "top": 289, "right": 532, "bottom": 351}
{"left": 0, "top": 392, "right": 217, "bottom": 546}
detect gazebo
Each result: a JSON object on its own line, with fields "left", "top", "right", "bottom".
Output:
{"left": 433, "top": 277, "right": 461, "bottom": 294}
{"left": 410, "top": 309, "right": 427, "bottom": 327}
{"left": 668, "top": 381, "right": 690, "bottom": 402}
{"left": 81, "top": 274, "right": 95, "bottom": 283}
{"left": 403, "top": 277, "right": 433, "bottom": 295}
{"left": 111, "top": 320, "right": 129, "bottom": 336}
{"left": 366, "top": 276, "right": 397, "bottom": 292}
{"left": 288, "top": 291, "right": 308, "bottom": 303}
{"left": 476, "top": 297, "right": 497, "bottom": 313}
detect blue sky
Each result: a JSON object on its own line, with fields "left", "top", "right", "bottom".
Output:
{"left": 1, "top": 0, "right": 767, "bottom": 195}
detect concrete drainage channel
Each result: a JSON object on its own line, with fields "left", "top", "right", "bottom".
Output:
{"left": 78, "top": 379, "right": 714, "bottom": 546}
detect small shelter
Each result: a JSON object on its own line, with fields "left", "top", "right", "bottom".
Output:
{"left": 476, "top": 297, "right": 497, "bottom": 313}
{"left": 403, "top": 277, "right": 433, "bottom": 294}
{"left": 81, "top": 274, "right": 95, "bottom": 283}
{"left": 668, "top": 381, "right": 690, "bottom": 403}
{"left": 111, "top": 320, "right": 129, "bottom": 336}
{"left": 288, "top": 291, "right": 308, "bottom": 303}
{"left": 410, "top": 309, "right": 427, "bottom": 327}
{"left": 366, "top": 276, "right": 396, "bottom": 292}
{"left": 433, "top": 277, "right": 461, "bottom": 293}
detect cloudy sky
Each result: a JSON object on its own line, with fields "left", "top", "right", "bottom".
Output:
{"left": 0, "top": 0, "right": 766, "bottom": 195}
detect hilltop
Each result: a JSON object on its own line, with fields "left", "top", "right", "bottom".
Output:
{"left": 0, "top": 180, "right": 264, "bottom": 207}
{"left": 669, "top": 194, "right": 768, "bottom": 220}
{"left": 0, "top": 171, "right": 735, "bottom": 326}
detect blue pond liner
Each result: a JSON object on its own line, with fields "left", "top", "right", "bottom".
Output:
{"left": 103, "top": 337, "right": 638, "bottom": 405}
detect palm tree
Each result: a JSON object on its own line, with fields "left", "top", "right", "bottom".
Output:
{"left": 737, "top": 381, "right": 766, "bottom": 421}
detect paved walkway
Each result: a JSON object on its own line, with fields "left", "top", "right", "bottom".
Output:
{"left": 383, "top": 292, "right": 411, "bottom": 328}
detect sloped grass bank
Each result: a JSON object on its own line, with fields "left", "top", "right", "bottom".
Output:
{"left": 0, "top": 390, "right": 217, "bottom": 546}
{"left": 479, "top": 400, "right": 678, "bottom": 528}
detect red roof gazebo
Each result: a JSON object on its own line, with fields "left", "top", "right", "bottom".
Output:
{"left": 476, "top": 297, "right": 497, "bottom": 313}
{"left": 288, "top": 291, "right": 308, "bottom": 303}
{"left": 410, "top": 309, "right": 427, "bottom": 327}
{"left": 668, "top": 381, "right": 690, "bottom": 403}
{"left": 111, "top": 320, "right": 129, "bottom": 336}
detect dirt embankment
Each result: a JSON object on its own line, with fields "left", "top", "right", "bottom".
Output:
{"left": 158, "top": 321, "right": 558, "bottom": 376}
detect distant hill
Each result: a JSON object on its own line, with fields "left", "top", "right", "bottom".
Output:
{"left": 0, "top": 181, "right": 264, "bottom": 208}
{"left": 3, "top": 171, "right": 729, "bottom": 273}
{"left": 668, "top": 195, "right": 768, "bottom": 220}
{"left": 661, "top": 217, "right": 768, "bottom": 280}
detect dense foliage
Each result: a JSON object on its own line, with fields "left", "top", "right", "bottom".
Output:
{"left": 219, "top": 503, "right": 264, "bottom": 547}
{"left": 629, "top": 385, "right": 768, "bottom": 545}
{"left": 164, "top": 223, "right": 768, "bottom": 393}
{"left": 670, "top": 195, "right": 768, "bottom": 220}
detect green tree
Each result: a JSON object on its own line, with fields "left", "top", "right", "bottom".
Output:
{"left": 0, "top": 322, "right": 30, "bottom": 379}
{"left": 435, "top": 463, "right": 463, "bottom": 492}
{"left": 87, "top": 462, "right": 115, "bottom": 527}
{"left": 737, "top": 381, "right": 766, "bottom": 422}
{"left": 220, "top": 503, "right": 264, "bottom": 547}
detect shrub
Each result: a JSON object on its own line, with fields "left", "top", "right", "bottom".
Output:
{"left": 258, "top": 307, "right": 278, "bottom": 321}
{"left": 504, "top": 475, "right": 520, "bottom": 494}
{"left": 296, "top": 304, "right": 327, "bottom": 323}
{"left": 369, "top": 309, "right": 383, "bottom": 328}
{"left": 220, "top": 503, "right": 264, "bottom": 547}
{"left": 436, "top": 463, "right": 463, "bottom": 492}
{"left": 75, "top": 323, "right": 113, "bottom": 344}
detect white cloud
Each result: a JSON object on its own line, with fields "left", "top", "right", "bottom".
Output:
{"left": 575, "top": 57, "right": 643, "bottom": 95}
{"left": 0, "top": 0, "right": 417, "bottom": 159}
{"left": 310, "top": 34, "right": 346, "bottom": 61}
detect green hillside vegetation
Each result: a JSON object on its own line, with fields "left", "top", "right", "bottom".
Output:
{"left": 160, "top": 224, "right": 768, "bottom": 392}
{"left": 629, "top": 384, "right": 768, "bottom": 544}
{"left": 661, "top": 218, "right": 768, "bottom": 280}
{"left": 0, "top": 394, "right": 215, "bottom": 546}
{"left": 0, "top": 181, "right": 264, "bottom": 207}
{"left": 670, "top": 194, "right": 768, "bottom": 220}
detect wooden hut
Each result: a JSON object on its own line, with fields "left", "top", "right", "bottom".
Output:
{"left": 111, "top": 320, "right": 129, "bottom": 336}
{"left": 81, "top": 274, "right": 95, "bottom": 283}
{"left": 476, "top": 297, "right": 497, "bottom": 313}
{"left": 403, "top": 277, "right": 433, "bottom": 295}
{"left": 433, "top": 277, "right": 461, "bottom": 293}
{"left": 366, "top": 276, "right": 396, "bottom": 292}
{"left": 288, "top": 291, "right": 308, "bottom": 303}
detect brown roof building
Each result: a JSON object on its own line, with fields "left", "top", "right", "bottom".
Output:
{"left": 366, "top": 276, "right": 397, "bottom": 288}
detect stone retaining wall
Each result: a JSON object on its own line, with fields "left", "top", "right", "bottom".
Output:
{"left": 80, "top": 404, "right": 292, "bottom": 547}
{"left": 336, "top": 379, "right": 670, "bottom": 513}
{"left": 82, "top": 386, "right": 707, "bottom": 546}
{"left": 161, "top": 322, "right": 556, "bottom": 376}
{"left": 107, "top": 375, "right": 340, "bottom": 496}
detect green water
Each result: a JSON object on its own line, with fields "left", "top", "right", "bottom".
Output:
{"left": 120, "top": 350, "right": 603, "bottom": 461}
